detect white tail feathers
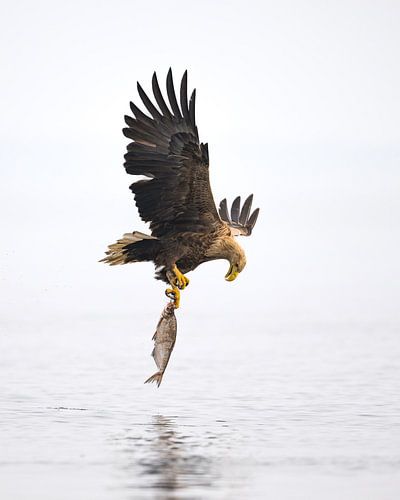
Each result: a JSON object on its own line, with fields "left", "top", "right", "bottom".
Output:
{"left": 100, "top": 231, "right": 156, "bottom": 266}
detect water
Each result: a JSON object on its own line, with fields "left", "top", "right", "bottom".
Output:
{"left": 1, "top": 314, "right": 400, "bottom": 499}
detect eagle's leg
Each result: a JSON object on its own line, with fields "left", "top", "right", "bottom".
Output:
{"left": 165, "top": 287, "right": 180, "bottom": 308}
{"left": 167, "top": 264, "right": 190, "bottom": 290}
{"left": 164, "top": 264, "right": 188, "bottom": 308}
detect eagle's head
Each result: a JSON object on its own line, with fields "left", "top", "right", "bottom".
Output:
{"left": 224, "top": 242, "right": 247, "bottom": 282}
{"left": 205, "top": 234, "right": 247, "bottom": 282}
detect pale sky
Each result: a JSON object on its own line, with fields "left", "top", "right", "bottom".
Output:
{"left": 1, "top": 0, "right": 399, "bottom": 324}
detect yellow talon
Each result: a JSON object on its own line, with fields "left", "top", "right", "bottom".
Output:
{"left": 165, "top": 287, "right": 180, "bottom": 308}
{"left": 172, "top": 265, "right": 189, "bottom": 290}
{"left": 165, "top": 265, "right": 188, "bottom": 307}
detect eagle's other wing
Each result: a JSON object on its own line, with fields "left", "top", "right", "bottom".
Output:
{"left": 218, "top": 195, "right": 260, "bottom": 236}
{"left": 123, "top": 69, "right": 221, "bottom": 238}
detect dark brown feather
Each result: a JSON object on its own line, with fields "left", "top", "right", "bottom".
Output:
{"left": 180, "top": 70, "right": 190, "bottom": 123}
{"left": 137, "top": 82, "right": 163, "bottom": 121}
{"left": 189, "top": 89, "right": 197, "bottom": 132}
{"left": 123, "top": 70, "right": 222, "bottom": 238}
{"left": 231, "top": 196, "right": 241, "bottom": 222}
{"left": 219, "top": 195, "right": 260, "bottom": 236}
{"left": 166, "top": 68, "right": 182, "bottom": 119}
{"left": 151, "top": 72, "right": 173, "bottom": 119}
{"left": 239, "top": 194, "right": 253, "bottom": 225}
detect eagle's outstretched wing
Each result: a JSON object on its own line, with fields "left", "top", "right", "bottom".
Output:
{"left": 218, "top": 195, "right": 260, "bottom": 236}
{"left": 123, "top": 69, "right": 221, "bottom": 238}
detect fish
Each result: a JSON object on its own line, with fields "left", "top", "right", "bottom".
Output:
{"left": 145, "top": 301, "right": 177, "bottom": 387}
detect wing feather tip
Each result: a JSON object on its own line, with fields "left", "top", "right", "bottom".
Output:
{"left": 180, "top": 70, "right": 190, "bottom": 120}
{"left": 231, "top": 196, "right": 241, "bottom": 222}
{"left": 239, "top": 194, "right": 253, "bottom": 225}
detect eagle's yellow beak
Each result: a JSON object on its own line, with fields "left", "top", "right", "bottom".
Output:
{"left": 225, "top": 263, "right": 239, "bottom": 281}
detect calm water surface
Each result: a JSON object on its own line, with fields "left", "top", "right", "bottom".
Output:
{"left": 1, "top": 314, "right": 400, "bottom": 499}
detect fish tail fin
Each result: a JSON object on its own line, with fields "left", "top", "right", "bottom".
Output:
{"left": 100, "top": 231, "right": 159, "bottom": 266}
{"left": 144, "top": 371, "right": 164, "bottom": 387}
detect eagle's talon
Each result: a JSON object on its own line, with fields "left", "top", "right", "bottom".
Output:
{"left": 170, "top": 265, "right": 189, "bottom": 290}
{"left": 165, "top": 287, "right": 180, "bottom": 308}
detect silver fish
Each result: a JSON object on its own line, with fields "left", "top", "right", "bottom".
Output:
{"left": 145, "top": 302, "right": 177, "bottom": 387}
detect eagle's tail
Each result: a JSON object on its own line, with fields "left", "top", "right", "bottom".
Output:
{"left": 100, "top": 231, "right": 159, "bottom": 266}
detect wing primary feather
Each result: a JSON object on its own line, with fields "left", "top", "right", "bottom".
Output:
{"left": 124, "top": 115, "right": 136, "bottom": 127}
{"left": 189, "top": 89, "right": 196, "bottom": 130}
{"left": 202, "top": 142, "right": 209, "bottom": 163}
{"left": 247, "top": 208, "right": 260, "bottom": 230}
{"left": 122, "top": 127, "right": 157, "bottom": 146}
{"left": 219, "top": 198, "right": 231, "bottom": 224}
{"left": 166, "top": 68, "right": 182, "bottom": 119}
{"left": 137, "top": 82, "right": 163, "bottom": 121}
{"left": 239, "top": 194, "right": 253, "bottom": 225}
{"left": 152, "top": 72, "right": 173, "bottom": 118}
{"left": 129, "top": 101, "right": 154, "bottom": 126}
{"left": 180, "top": 70, "right": 190, "bottom": 122}
{"left": 231, "top": 196, "right": 241, "bottom": 223}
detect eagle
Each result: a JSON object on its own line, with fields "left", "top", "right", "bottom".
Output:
{"left": 101, "top": 69, "right": 259, "bottom": 307}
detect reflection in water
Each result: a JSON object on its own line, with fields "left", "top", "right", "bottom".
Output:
{"left": 5, "top": 322, "right": 400, "bottom": 499}
{"left": 118, "top": 415, "right": 218, "bottom": 497}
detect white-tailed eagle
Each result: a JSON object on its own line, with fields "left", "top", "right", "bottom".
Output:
{"left": 101, "top": 69, "right": 259, "bottom": 307}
